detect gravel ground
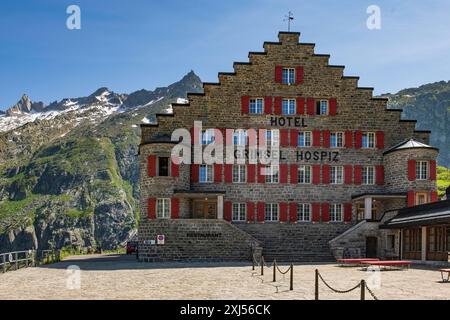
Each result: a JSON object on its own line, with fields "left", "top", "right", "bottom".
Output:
{"left": 0, "top": 254, "right": 449, "bottom": 300}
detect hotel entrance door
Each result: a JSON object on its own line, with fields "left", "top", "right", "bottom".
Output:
{"left": 193, "top": 200, "right": 217, "bottom": 219}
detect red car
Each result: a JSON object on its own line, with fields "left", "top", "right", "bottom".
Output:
{"left": 126, "top": 241, "right": 138, "bottom": 255}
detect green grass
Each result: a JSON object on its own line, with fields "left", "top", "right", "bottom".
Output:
{"left": 437, "top": 166, "right": 450, "bottom": 197}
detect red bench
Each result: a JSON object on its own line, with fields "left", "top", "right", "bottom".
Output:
{"left": 439, "top": 269, "right": 450, "bottom": 282}
{"left": 336, "top": 258, "right": 380, "bottom": 266}
{"left": 362, "top": 260, "right": 412, "bottom": 270}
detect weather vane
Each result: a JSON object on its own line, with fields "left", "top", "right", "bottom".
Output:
{"left": 284, "top": 11, "right": 294, "bottom": 32}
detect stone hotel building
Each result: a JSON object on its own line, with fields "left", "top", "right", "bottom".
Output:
{"left": 138, "top": 32, "right": 444, "bottom": 262}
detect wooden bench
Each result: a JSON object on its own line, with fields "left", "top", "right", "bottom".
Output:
{"left": 439, "top": 269, "right": 450, "bottom": 282}
{"left": 336, "top": 258, "right": 380, "bottom": 267}
{"left": 362, "top": 260, "right": 412, "bottom": 270}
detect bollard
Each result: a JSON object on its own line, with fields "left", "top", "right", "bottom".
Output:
{"left": 360, "top": 280, "right": 366, "bottom": 300}
{"left": 315, "top": 269, "right": 319, "bottom": 300}
{"left": 290, "top": 264, "right": 293, "bottom": 291}
{"left": 261, "top": 256, "right": 264, "bottom": 276}
{"left": 273, "top": 260, "right": 276, "bottom": 282}
{"left": 252, "top": 257, "right": 255, "bottom": 271}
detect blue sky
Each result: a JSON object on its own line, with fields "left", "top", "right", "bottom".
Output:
{"left": 1, "top": 0, "right": 450, "bottom": 110}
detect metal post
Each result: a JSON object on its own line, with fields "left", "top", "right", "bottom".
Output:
{"left": 2, "top": 255, "right": 5, "bottom": 273}
{"left": 315, "top": 269, "right": 319, "bottom": 300}
{"left": 360, "top": 280, "right": 366, "bottom": 300}
{"left": 290, "top": 264, "right": 294, "bottom": 291}
{"left": 15, "top": 252, "right": 18, "bottom": 270}
{"left": 273, "top": 260, "right": 276, "bottom": 282}
{"left": 252, "top": 256, "right": 255, "bottom": 271}
{"left": 261, "top": 256, "right": 264, "bottom": 276}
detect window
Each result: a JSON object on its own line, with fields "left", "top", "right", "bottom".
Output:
{"left": 282, "top": 99, "right": 296, "bottom": 115}
{"left": 201, "top": 129, "right": 215, "bottom": 145}
{"left": 156, "top": 198, "right": 170, "bottom": 219}
{"left": 330, "top": 132, "right": 344, "bottom": 148}
{"left": 415, "top": 192, "right": 428, "bottom": 205}
{"left": 232, "top": 165, "right": 247, "bottom": 183}
{"left": 233, "top": 129, "right": 247, "bottom": 146}
{"left": 266, "top": 130, "right": 280, "bottom": 146}
{"left": 249, "top": 98, "right": 264, "bottom": 114}
{"left": 298, "top": 165, "right": 312, "bottom": 184}
{"left": 158, "top": 157, "right": 169, "bottom": 176}
{"left": 232, "top": 203, "right": 246, "bottom": 221}
{"left": 297, "top": 203, "right": 311, "bottom": 222}
{"left": 387, "top": 235, "right": 396, "bottom": 250}
{"left": 330, "top": 166, "right": 344, "bottom": 184}
{"left": 416, "top": 161, "right": 429, "bottom": 180}
{"left": 316, "top": 100, "right": 328, "bottom": 115}
{"left": 282, "top": 68, "right": 295, "bottom": 84}
{"left": 362, "top": 132, "right": 376, "bottom": 148}
{"left": 199, "top": 165, "right": 213, "bottom": 183}
{"left": 330, "top": 204, "right": 343, "bottom": 222}
{"left": 298, "top": 131, "right": 312, "bottom": 147}
{"left": 362, "top": 166, "right": 375, "bottom": 185}
{"left": 265, "top": 166, "right": 279, "bottom": 183}
{"left": 265, "top": 203, "right": 279, "bottom": 221}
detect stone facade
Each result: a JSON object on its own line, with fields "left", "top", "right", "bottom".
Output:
{"left": 138, "top": 32, "right": 439, "bottom": 262}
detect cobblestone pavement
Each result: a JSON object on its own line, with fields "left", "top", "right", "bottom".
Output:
{"left": 0, "top": 254, "right": 449, "bottom": 300}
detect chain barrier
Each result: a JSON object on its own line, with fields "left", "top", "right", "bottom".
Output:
{"left": 275, "top": 261, "right": 292, "bottom": 275}
{"left": 317, "top": 271, "right": 361, "bottom": 294}
{"left": 365, "top": 283, "right": 379, "bottom": 300}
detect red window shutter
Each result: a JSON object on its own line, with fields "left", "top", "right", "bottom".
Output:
{"left": 274, "top": 97, "right": 282, "bottom": 115}
{"left": 296, "top": 97, "right": 305, "bottom": 115}
{"left": 171, "top": 156, "right": 179, "bottom": 177}
{"left": 247, "top": 202, "right": 255, "bottom": 223}
{"left": 312, "top": 165, "right": 321, "bottom": 185}
{"left": 345, "top": 131, "right": 353, "bottom": 148}
{"left": 408, "top": 160, "right": 416, "bottom": 181}
{"left": 407, "top": 191, "right": 415, "bottom": 207}
{"left": 289, "top": 203, "right": 298, "bottom": 223}
{"left": 191, "top": 164, "right": 199, "bottom": 182}
{"left": 214, "top": 128, "right": 223, "bottom": 145}
{"left": 280, "top": 129, "right": 289, "bottom": 147}
{"left": 224, "top": 164, "right": 233, "bottom": 183}
{"left": 257, "top": 202, "right": 265, "bottom": 222}
{"left": 171, "top": 198, "right": 180, "bottom": 219}
{"left": 354, "top": 165, "right": 362, "bottom": 185}
{"left": 376, "top": 131, "right": 384, "bottom": 149}
{"left": 241, "top": 96, "right": 249, "bottom": 114}
{"left": 307, "top": 98, "right": 315, "bottom": 115}
{"left": 323, "top": 130, "right": 330, "bottom": 148}
{"left": 224, "top": 201, "right": 232, "bottom": 221}
{"left": 214, "top": 164, "right": 222, "bottom": 183}
{"left": 148, "top": 155, "right": 156, "bottom": 177}
{"left": 247, "top": 164, "right": 256, "bottom": 183}
{"left": 312, "top": 203, "right": 321, "bottom": 222}
{"left": 355, "top": 131, "right": 362, "bottom": 149}
{"left": 376, "top": 165, "right": 384, "bottom": 185}
{"left": 321, "top": 203, "right": 330, "bottom": 222}
{"left": 290, "top": 129, "right": 298, "bottom": 147}
{"left": 430, "top": 160, "right": 437, "bottom": 181}
{"left": 257, "top": 165, "right": 265, "bottom": 184}
{"left": 322, "top": 165, "right": 330, "bottom": 184}
{"left": 258, "top": 129, "right": 266, "bottom": 146}
{"left": 290, "top": 164, "right": 298, "bottom": 184}
{"left": 344, "top": 203, "right": 352, "bottom": 222}
{"left": 280, "top": 202, "right": 288, "bottom": 222}
{"left": 147, "top": 198, "right": 156, "bottom": 219}
{"left": 344, "top": 165, "right": 353, "bottom": 184}
{"left": 275, "top": 66, "right": 283, "bottom": 83}
{"left": 329, "top": 98, "right": 337, "bottom": 116}
{"left": 264, "top": 96, "right": 272, "bottom": 114}
{"left": 430, "top": 191, "right": 438, "bottom": 203}
{"left": 312, "top": 130, "right": 321, "bottom": 147}
{"left": 296, "top": 66, "right": 304, "bottom": 84}
{"left": 280, "top": 164, "right": 288, "bottom": 184}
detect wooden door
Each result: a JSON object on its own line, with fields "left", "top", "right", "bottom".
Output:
{"left": 366, "top": 237, "right": 378, "bottom": 258}
{"left": 192, "top": 201, "right": 217, "bottom": 219}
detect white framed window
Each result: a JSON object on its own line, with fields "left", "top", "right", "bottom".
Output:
{"left": 249, "top": 98, "right": 264, "bottom": 114}
{"left": 362, "top": 132, "right": 376, "bottom": 149}
{"left": 156, "top": 198, "right": 170, "bottom": 219}
{"left": 330, "top": 132, "right": 344, "bottom": 148}
{"left": 298, "top": 165, "right": 312, "bottom": 184}
{"left": 265, "top": 203, "right": 279, "bottom": 221}
{"left": 415, "top": 192, "right": 429, "bottom": 205}
{"left": 199, "top": 164, "right": 213, "bottom": 183}
{"left": 416, "top": 161, "right": 429, "bottom": 180}
{"left": 265, "top": 166, "right": 279, "bottom": 183}
{"left": 298, "top": 131, "right": 312, "bottom": 147}
{"left": 297, "top": 203, "right": 311, "bottom": 222}
{"left": 282, "top": 68, "right": 295, "bottom": 84}
{"left": 330, "top": 204, "right": 343, "bottom": 222}
{"left": 201, "top": 129, "right": 215, "bottom": 145}
{"left": 232, "top": 203, "right": 246, "bottom": 221}
{"left": 232, "top": 165, "right": 247, "bottom": 183}
{"left": 282, "top": 98, "right": 296, "bottom": 115}
{"left": 233, "top": 129, "right": 248, "bottom": 146}
{"left": 316, "top": 100, "right": 328, "bottom": 115}
{"left": 362, "top": 166, "right": 375, "bottom": 185}
{"left": 330, "top": 166, "right": 344, "bottom": 184}
{"left": 266, "top": 129, "right": 280, "bottom": 146}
